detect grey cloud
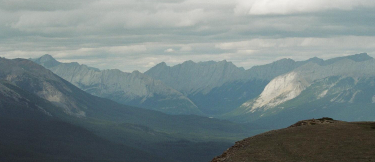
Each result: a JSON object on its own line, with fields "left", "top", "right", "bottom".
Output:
{"left": 236, "top": 0, "right": 375, "bottom": 15}
{"left": 1, "top": 0, "right": 375, "bottom": 72}
{"left": 0, "top": 0, "right": 95, "bottom": 11}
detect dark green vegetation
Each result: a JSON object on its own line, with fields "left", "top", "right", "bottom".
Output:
{"left": 0, "top": 119, "right": 168, "bottom": 162}
{"left": 212, "top": 118, "right": 375, "bottom": 162}
{"left": 0, "top": 57, "right": 256, "bottom": 162}
{"left": 0, "top": 80, "right": 166, "bottom": 162}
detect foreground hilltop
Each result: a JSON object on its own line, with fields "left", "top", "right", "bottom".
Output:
{"left": 212, "top": 118, "right": 375, "bottom": 162}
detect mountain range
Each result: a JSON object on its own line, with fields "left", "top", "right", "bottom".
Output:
{"left": 31, "top": 53, "right": 375, "bottom": 127}
{"left": 2, "top": 52, "right": 375, "bottom": 161}
{"left": 32, "top": 55, "right": 201, "bottom": 115}
{"left": 0, "top": 57, "right": 256, "bottom": 162}
{"left": 145, "top": 57, "right": 325, "bottom": 115}
{"left": 33, "top": 54, "right": 326, "bottom": 116}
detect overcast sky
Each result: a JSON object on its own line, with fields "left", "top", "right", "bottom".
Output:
{"left": 1, "top": 0, "right": 375, "bottom": 72}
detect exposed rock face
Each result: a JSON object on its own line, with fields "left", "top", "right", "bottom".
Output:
{"left": 242, "top": 72, "right": 310, "bottom": 112}
{"left": 238, "top": 53, "right": 375, "bottom": 114}
{"left": 32, "top": 55, "right": 201, "bottom": 115}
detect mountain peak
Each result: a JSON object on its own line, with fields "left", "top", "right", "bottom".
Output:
{"left": 183, "top": 60, "right": 196, "bottom": 65}
{"left": 322, "top": 53, "right": 373, "bottom": 66}
{"left": 346, "top": 53, "right": 373, "bottom": 62}
{"left": 158, "top": 62, "right": 167, "bottom": 66}
{"left": 307, "top": 57, "right": 324, "bottom": 62}
{"left": 40, "top": 54, "right": 55, "bottom": 59}
{"left": 32, "top": 54, "right": 61, "bottom": 68}
{"left": 132, "top": 70, "right": 141, "bottom": 75}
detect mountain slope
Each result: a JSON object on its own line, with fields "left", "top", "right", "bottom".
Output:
{"left": 1, "top": 57, "right": 256, "bottom": 162}
{"left": 3, "top": 57, "right": 252, "bottom": 137}
{"left": 0, "top": 81, "right": 168, "bottom": 162}
{"left": 0, "top": 57, "right": 89, "bottom": 117}
{"left": 228, "top": 53, "right": 375, "bottom": 125}
{"left": 32, "top": 54, "right": 201, "bottom": 115}
{"left": 212, "top": 118, "right": 375, "bottom": 162}
{"left": 0, "top": 80, "right": 57, "bottom": 120}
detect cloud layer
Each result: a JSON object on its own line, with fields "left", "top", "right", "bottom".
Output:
{"left": 1, "top": 0, "right": 375, "bottom": 72}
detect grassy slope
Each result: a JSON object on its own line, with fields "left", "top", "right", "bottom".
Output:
{"left": 212, "top": 120, "right": 375, "bottom": 162}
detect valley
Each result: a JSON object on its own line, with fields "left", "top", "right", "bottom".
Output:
{"left": 1, "top": 53, "right": 375, "bottom": 161}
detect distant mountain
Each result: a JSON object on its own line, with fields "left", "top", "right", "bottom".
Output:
{"left": 245, "top": 57, "right": 324, "bottom": 81}
{"left": 146, "top": 58, "right": 324, "bottom": 115}
{"left": 146, "top": 60, "right": 258, "bottom": 115}
{"left": 227, "top": 53, "right": 375, "bottom": 126}
{"left": 146, "top": 60, "right": 247, "bottom": 95}
{"left": 212, "top": 118, "right": 375, "bottom": 162}
{"left": 32, "top": 54, "right": 201, "bottom": 115}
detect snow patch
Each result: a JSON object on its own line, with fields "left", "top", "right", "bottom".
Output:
{"left": 372, "top": 95, "right": 375, "bottom": 103}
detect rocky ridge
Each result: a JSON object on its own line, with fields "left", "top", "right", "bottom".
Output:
{"left": 145, "top": 60, "right": 246, "bottom": 95}
{"left": 32, "top": 55, "right": 201, "bottom": 115}
{"left": 145, "top": 57, "right": 322, "bottom": 115}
